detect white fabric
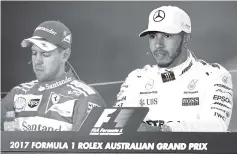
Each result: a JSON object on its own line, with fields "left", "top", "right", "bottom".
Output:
{"left": 139, "top": 6, "right": 191, "bottom": 36}
{"left": 21, "top": 36, "right": 57, "bottom": 51}
{"left": 115, "top": 51, "right": 233, "bottom": 132}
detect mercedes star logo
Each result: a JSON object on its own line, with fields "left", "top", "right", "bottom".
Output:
{"left": 153, "top": 10, "right": 165, "bottom": 22}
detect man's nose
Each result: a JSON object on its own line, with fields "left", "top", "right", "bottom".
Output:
{"left": 155, "top": 34, "right": 164, "bottom": 48}
{"left": 34, "top": 54, "right": 43, "bottom": 64}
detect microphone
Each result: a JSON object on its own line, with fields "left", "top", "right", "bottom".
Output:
{"left": 28, "top": 60, "right": 32, "bottom": 64}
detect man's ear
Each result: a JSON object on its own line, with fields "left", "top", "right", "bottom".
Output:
{"left": 186, "top": 33, "right": 191, "bottom": 41}
{"left": 182, "top": 33, "right": 191, "bottom": 47}
{"left": 184, "top": 33, "right": 191, "bottom": 42}
{"left": 61, "top": 48, "right": 71, "bottom": 63}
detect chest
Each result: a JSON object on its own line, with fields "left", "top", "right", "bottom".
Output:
{"left": 138, "top": 71, "right": 208, "bottom": 120}
{"left": 13, "top": 86, "right": 77, "bottom": 119}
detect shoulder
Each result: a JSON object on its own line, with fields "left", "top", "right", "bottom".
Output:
{"left": 126, "top": 65, "right": 153, "bottom": 80}
{"left": 68, "top": 79, "right": 106, "bottom": 107}
{"left": 67, "top": 79, "right": 98, "bottom": 97}
{"left": 195, "top": 59, "right": 232, "bottom": 87}
{"left": 195, "top": 59, "right": 231, "bottom": 75}
{"left": 13, "top": 80, "right": 38, "bottom": 92}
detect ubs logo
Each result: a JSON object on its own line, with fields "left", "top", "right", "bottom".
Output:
{"left": 153, "top": 10, "right": 165, "bottom": 22}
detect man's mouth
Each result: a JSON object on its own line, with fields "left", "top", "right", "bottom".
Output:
{"left": 154, "top": 50, "right": 167, "bottom": 58}
{"left": 34, "top": 67, "right": 44, "bottom": 72}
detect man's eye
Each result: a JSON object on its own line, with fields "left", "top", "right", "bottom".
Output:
{"left": 32, "top": 51, "right": 37, "bottom": 55}
{"left": 164, "top": 34, "right": 171, "bottom": 38}
{"left": 149, "top": 34, "right": 156, "bottom": 39}
{"left": 43, "top": 53, "right": 50, "bottom": 57}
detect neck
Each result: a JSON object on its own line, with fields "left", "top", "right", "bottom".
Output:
{"left": 166, "top": 47, "right": 188, "bottom": 69}
{"left": 52, "top": 64, "right": 66, "bottom": 81}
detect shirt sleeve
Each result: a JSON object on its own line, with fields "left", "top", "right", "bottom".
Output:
{"left": 71, "top": 93, "right": 106, "bottom": 131}
{"left": 166, "top": 64, "right": 233, "bottom": 132}
{"left": 113, "top": 69, "right": 142, "bottom": 107}
{"left": 1, "top": 88, "right": 19, "bottom": 130}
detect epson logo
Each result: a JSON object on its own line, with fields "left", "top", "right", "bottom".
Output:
{"left": 213, "top": 95, "right": 231, "bottom": 104}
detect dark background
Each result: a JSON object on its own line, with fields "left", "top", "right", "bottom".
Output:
{"left": 1, "top": 1, "right": 237, "bottom": 131}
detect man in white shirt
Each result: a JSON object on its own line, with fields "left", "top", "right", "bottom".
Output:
{"left": 114, "top": 6, "right": 233, "bottom": 132}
